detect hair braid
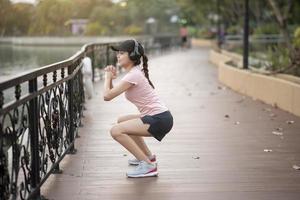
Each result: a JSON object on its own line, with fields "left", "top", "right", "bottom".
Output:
{"left": 142, "top": 55, "right": 155, "bottom": 89}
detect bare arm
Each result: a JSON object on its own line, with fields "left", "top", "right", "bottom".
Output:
{"left": 104, "top": 74, "right": 113, "bottom": 99}
{"left": 103, "top": 65, "right": 115, "bottom": 90}
{"left": 109, "top": 78, "right": 113, "bottom": 89}
{"left": 103, "top": 70, "right": 133, "bottom": 101}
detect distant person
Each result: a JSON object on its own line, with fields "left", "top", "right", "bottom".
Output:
{"left": 180, "top": 24, "right": 188, "bottom": 48}
{"left": 103, "top": 39, "right": 173, "bottom": 178}
{"left": 218, "top": 24, "right": 226, "bottom": 48}
{"left": 81, "top": 54, "right": 94, "bottom": 99}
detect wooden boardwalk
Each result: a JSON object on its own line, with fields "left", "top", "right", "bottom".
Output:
{"left": 41, "top": 47, "right": 300, "bottom": 200}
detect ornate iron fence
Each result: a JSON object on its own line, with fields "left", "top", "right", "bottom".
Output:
{"left": 0, "top": 35, "right": 180, "bottom": 200}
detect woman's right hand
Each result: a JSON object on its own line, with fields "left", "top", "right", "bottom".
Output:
{"left": 104, "top": 65, "right": 117, "bottom": 79}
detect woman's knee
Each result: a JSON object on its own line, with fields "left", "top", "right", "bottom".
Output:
{"left": 117, "top": 116, "right": 125, "bottom": 124}
{"left": 110, "top": 125, "right": 123, "bottom": 139}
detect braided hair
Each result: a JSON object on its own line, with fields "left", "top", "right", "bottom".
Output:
{"left": 132, "top": 43, "right": 155, "bottom": 89}
{"left": 141, "top": 54, "right": 155, "bottom": 89}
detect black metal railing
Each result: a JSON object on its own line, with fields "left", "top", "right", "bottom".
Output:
{"left": 0, "top": 34, "right": 180, "bottom": 200}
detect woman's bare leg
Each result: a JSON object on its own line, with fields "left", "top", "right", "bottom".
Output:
{"left": 117, "top": 114, "right": 153, "bottom": 157}
{"left": 110, "top": 118, "right": 154, "bottom": 164}
{"left": 129, "top": 136, "right": 152, "bottom": 157}
{"left": 117, "top": 114, "right": 141, "bottom": 124}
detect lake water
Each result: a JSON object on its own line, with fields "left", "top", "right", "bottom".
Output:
{"left": 0, "top": 44, "right": 81, "bottom": 82}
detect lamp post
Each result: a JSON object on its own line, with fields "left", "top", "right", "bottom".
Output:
{"left": 243, "top": 0, "right": 249, "bottom": 69}
{"left": 146, "top": 17, "right": 156, "bottom": 35}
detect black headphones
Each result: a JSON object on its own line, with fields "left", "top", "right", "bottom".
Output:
{"left": 129, "top": 39, "right": 141, "bottom": 61}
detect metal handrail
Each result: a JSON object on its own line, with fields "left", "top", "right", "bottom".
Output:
{"left": 0, "top": 34, "right": 180, "bottom": 200}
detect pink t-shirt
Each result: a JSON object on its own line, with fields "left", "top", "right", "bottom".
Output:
{"left": 121, "top": 66, "right": 169, "bottom": 117}
{"left": 180, "top": 27, "right": 188, "bottom": 37}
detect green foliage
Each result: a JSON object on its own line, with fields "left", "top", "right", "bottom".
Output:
{"left": 11, "top": 3, "right": 34, "bottom": 35}
{"left": 126, "top": 0, "right": 180, "bottom": 33}
{"left": 1, "top": 0, "right": 299, "bottom": 38}
{"left": 176, "top": 0, "right": 213, "bottom": 26}
{"left": 265, "top": 45, "right": 291, "bottom": 72}
{"left": 196, "top": 28, "right": 215, "bottom": 39}
{"left": 123, "top": 25, "right": 143, "bottom": 35}
{"left": 253, "top": 23, "right": 280, "bottom": 35}
{"left": 85, "top": 22, "right": 108, "bottom": 36}
{"left": 0, "top": 0, "right": 34, "bottom": 36}
{"left": 226, "top": 25, "right": 242, "bottom": 35}
{"left": 88, "top": 4, "right": 124, "bottom": 35}
{"left": 0, "top": 0, "right": 11, "bottom": 35}
{"left": 0, "top": 0, "right": 185, "bottom": 36}
{"left": 183, "top": 26, "right": 209, "bottom": 38}
{"left": 186, "top": 26, "right": 197, "bottom": 37}
{"left": 293, "top": 27, "right": 300, "bottom": 48}
{"left": 28, "top": 0, "right": 72, "bottom": 36}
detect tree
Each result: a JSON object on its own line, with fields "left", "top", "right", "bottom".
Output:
{"left": 267, "top": 0, "right": 293, "bottom": 49}
{"left": 0, "top": 0, "right": 12, "bottom": 36}
{"left": 85, "top": 22, "right": 108, "bottom": 35}
{"left": 28, "top": 0, "right": 72, "bottom": 36}
{"left": 11, "top": 3, "right": 34, "bottom": 36}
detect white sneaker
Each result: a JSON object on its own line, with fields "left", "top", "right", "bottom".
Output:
{"left": 128, "top": 154, "right": 156, "bottom": 165}
{"left": 126, "top": 160, "right": 158, "bottom": 178}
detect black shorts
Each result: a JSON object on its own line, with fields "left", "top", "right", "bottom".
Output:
{"left": 141, "top": 110, "right": 173, "bottom": 142}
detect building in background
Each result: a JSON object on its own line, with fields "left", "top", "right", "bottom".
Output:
{"left": 65, "top": 19, "right": 89, "bottom": 36}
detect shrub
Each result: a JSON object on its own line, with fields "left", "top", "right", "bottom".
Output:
{"left": 197, "top": 28, "right": 215, "bottom": 39}
{"left": 265, "top": 45, "right": 290, "bottom": 72}
{"left": 226, "top": 25, "right": 242, "bottom": 35}
{"left": 253, "top": 23, "right": 280, "bottom": 35}
{"left": 293, "top": 27, "right": 300, "bottom": 48}
{"left": 85, "top": 22, "right": 107, "bottom": 36}
{"left": 123, "top": 25, "right": 142, "bottom": 35}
